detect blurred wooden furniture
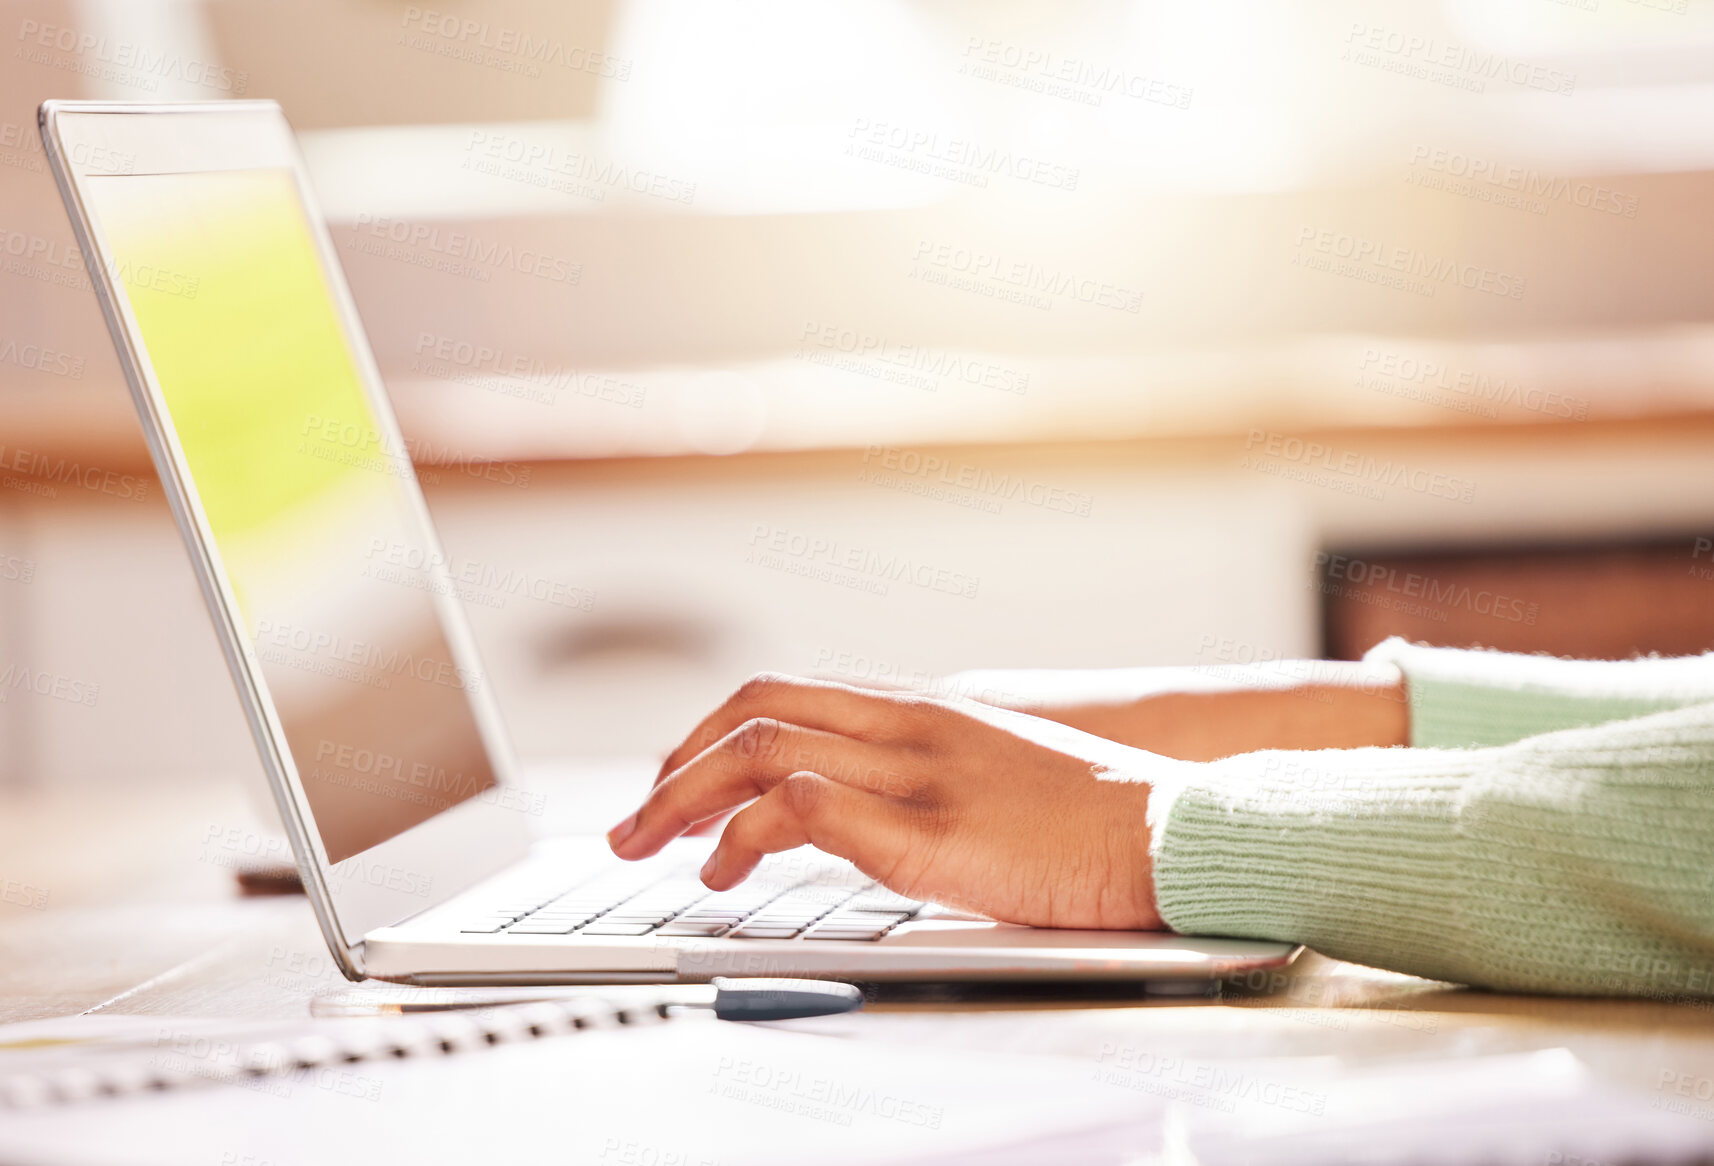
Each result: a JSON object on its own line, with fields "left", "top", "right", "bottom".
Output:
{"left": 1321, "top": 537, "right": 1714, "bottom": 661}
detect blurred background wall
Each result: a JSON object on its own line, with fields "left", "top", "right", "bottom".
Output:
{"left": 4, "top": 0, "right": 1714, "bottom": 790}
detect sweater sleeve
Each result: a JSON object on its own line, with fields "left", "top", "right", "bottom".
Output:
{"left": 1153, "top": 699, "right": 1714, "bottom": 996}
{"left": 1362, "top": 636, "right": 1714, "bottom": 748}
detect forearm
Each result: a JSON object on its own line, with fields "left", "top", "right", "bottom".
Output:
{"left": 1364, "top": 637, "right": 1714, "bottom": 747}
{"left": 945, "top": 661, "right": 1409, "bottom": 761}
{"left": 1045, "top": 681, "right": 1407, "bottom": 761}
{"left": 1155, "top": 699, "right": 1714, "bottom": 996}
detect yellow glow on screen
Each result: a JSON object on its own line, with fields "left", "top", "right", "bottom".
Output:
{"left": 84, "top": 167, "right": 496, "bottom": 863}
{"left": 90, "top": 168, "right": 393, "bottom": 627}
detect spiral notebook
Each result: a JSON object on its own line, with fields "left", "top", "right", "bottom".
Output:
{"left": 0, "top": 991, "right": 689, "bottom": 1109}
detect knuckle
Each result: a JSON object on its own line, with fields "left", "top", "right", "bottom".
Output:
{"left": 888, "top": 692, "right": 956, "bottom": 733}
{"left": 855, "top": 763, "right": 916, "bottom": 799}
{"left": 915, "top": 797, "right": 956, "bottom": 843}
{"left": 730, "top": 716, "right": 785, "bottom": 760}
{"left": 734, "top": 671, "right": 792, "bottom": 706}
{"left": 890, "top": 703, "right": 956, "bottom": 759}
{"left": 780, "top": 772, "right": 826, "bottom": 819}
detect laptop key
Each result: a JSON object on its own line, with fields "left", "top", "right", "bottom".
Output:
{"left": 730, "top": 926, "right": 804, "bottom": 939}
{"left": 655, "top": 922, "right": 731, "bottom": 937}
{"left": 820, "top": 912, "right": 912, "bottom": 927}
{"left": 506, "top": 922, "right": 581, "bottom": 935}
{"left": 761, "top": 915, "right": 833, "bottom": 926}
{"left": 594, "top": 915, "right": 671, "bottom": 926}
{"left": 579, "top": 923, "right": 657, "bottom": 937}
{"left": 846, "top": 893, "right": 923, "bottom": 913}
{"left": 803, "top": 929, "right": 886, "bottom": 941}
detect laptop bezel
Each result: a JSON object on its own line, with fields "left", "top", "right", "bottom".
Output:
{"left": 39, "top": 100, "right": 532, "bottom": 978}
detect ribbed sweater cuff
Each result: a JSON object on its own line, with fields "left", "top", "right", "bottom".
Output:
{"left": 1362, "top": 637, "right": 1710, "bottom": 748}
{"left": 1155, "top": 746, "right": 1483, "bottom": 980}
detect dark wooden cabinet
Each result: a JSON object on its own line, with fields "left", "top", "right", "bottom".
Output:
{"left": 1320, "top": 538, "right": 1714, "bottom": 661}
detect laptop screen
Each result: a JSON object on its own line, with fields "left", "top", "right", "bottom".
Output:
{"left": 84, "top": 167, "right": 498, "bottom": 864}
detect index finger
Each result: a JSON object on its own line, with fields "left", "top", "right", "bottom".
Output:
{"left": 654, "top": 673, "right": 930, "bottom": 784}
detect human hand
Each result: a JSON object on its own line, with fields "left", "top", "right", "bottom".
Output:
{"left": 607, "top": 674, "right": 1196, "bottom": 930}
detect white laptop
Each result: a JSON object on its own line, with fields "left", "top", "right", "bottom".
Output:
{"left": 41, "top": 99, "right": 1297, "bottom": 986}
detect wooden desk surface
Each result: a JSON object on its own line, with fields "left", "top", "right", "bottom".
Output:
{"left": 5, "top": 769, "right": 1714, "bottom": 1161}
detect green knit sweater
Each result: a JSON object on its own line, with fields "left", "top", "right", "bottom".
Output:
{"left": 1153, "top": 637, "right": 1714, "bottom": 997}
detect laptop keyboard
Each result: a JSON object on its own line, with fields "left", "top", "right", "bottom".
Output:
{"left": 458, "top": 865, "right": 924, "bottom": 942}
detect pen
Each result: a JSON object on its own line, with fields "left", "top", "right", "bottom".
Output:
{"left": 309, "top": 977, "right": 865, "bottom": 1023}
